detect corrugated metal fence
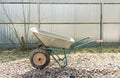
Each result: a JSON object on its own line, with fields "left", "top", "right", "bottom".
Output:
{"left": 0, "top": 0, "right": 120, "bottom": 49}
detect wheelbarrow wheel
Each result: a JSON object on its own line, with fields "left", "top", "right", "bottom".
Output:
{"left": 30, "top": 49, "right": 50, "bottom": 69}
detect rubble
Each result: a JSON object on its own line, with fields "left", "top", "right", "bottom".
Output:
{"left": 1, "top": 53, "right": 120, "bottom": 78}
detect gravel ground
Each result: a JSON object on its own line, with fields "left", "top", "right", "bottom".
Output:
{"left": 1, "top": 53, "right": 120, "bottom": 78}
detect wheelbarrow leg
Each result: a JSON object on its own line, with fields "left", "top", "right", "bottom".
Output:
{"left": 51, "top": 50, "right": 68, "bottom": 68}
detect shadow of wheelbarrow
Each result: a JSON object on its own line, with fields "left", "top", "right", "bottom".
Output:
{"left": 22, "top": 67, "right": 96, "bottom": 78}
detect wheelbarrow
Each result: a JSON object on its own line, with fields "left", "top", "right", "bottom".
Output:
{"left": 30, "top": 27, "right": 103, "bottom": 69}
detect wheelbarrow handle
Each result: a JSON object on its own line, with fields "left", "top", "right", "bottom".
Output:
{"left": 73, "top": 40, "right": 96, "bottom": 50}
{"left": 96, "top": 40, "right": 104, "bottom": 43}
{"left": 89, "top": 36, "right": 94, "bottom": 39}
{"left": 75, "top": 36, "right": 94, "bottom": 43}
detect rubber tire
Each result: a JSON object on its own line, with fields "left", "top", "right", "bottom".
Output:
{"left": 30, "top": 49, "right": 50, "bottom": 69}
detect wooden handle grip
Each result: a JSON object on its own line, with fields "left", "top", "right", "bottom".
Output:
{"left": 96, "top": 40, "right": 104, "bottom": 43}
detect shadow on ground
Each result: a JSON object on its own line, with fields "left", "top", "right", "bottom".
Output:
{"left": 22, "top": 67, "right": 83, "bottom": 78}
{"left": 22, "top": 66, "right": 119, "bottom": 78}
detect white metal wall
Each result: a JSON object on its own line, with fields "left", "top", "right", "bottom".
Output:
{"left": 103, "top": 4, "right": 120, "bottom": 42}
{"left": 40, "top": 4, "right": 100, "bottom": 40}
{"left": 40, "top": 24, "right": 100, "bottom": 40}
{"left": 0, "top": 0, "right": 120, "bottom": 48}
{"left": 40, "top": 4, "right": 100, "bottom": 23}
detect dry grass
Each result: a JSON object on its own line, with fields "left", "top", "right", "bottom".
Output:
{"left": 0, "top": 46, "right": 119, "bottom": 63}
{"left": 0, "top": 49, "right": 30, "bottom": 63}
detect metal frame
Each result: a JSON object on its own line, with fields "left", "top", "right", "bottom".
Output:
{"left": 38, "top": 2, "right": 40, "bottom": 29}
{"left": 100, "top": 0, "right": 103, "bottom": 51}
{"left": 42, "top": 36, "right": 96, "bottom": 67}
{"left": 100, "top": 0, "right": 103, "bottom": 40}
{"left": 1, "top": 22, "right": 120, "bottom": 24}
{"left": 0, "top": 2, "right": 120, "bottom": 4}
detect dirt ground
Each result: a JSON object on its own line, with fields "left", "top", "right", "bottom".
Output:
{"left": 0, "top": 47, "right": 120, "bottom": 78}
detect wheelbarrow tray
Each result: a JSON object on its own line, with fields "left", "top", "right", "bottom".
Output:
{"left": 30, "top": 27, "right": 75, "bottom": 49}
